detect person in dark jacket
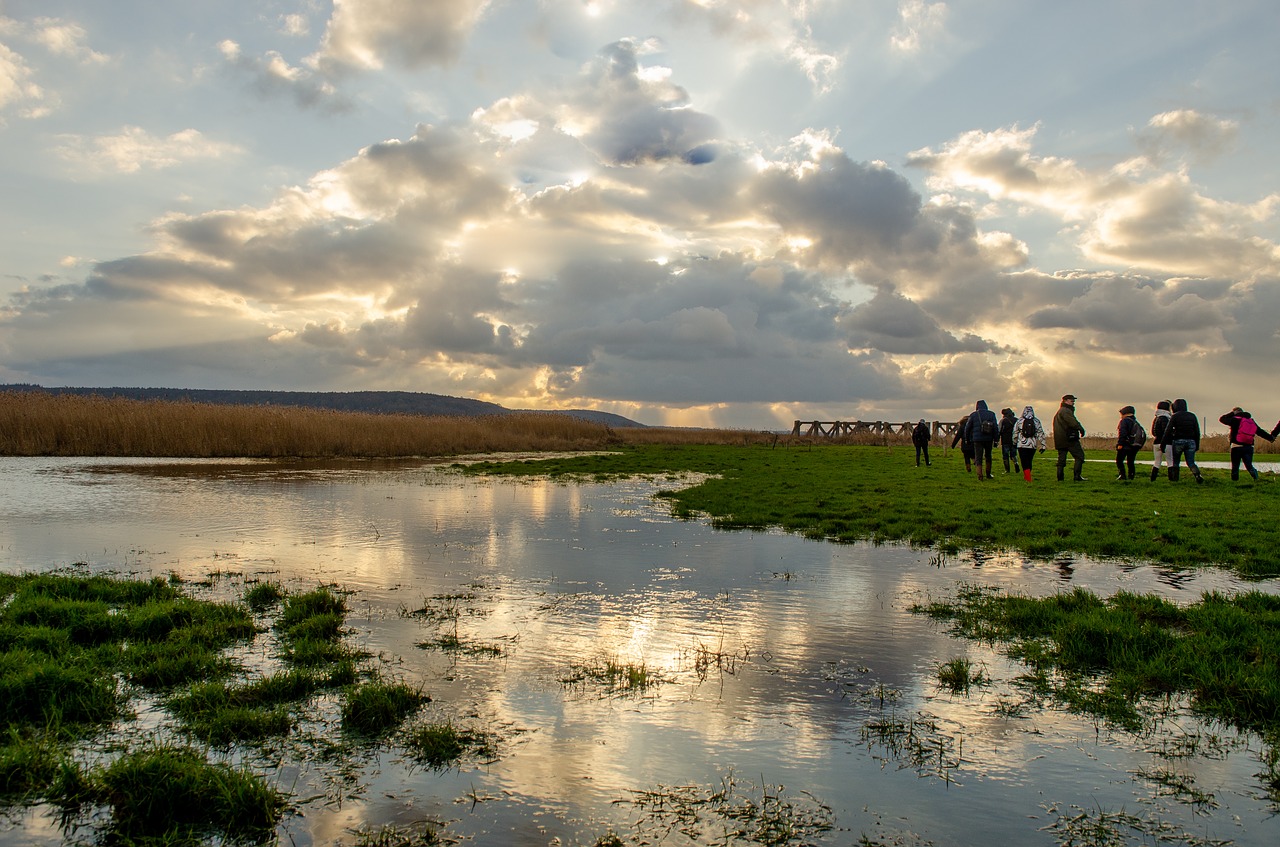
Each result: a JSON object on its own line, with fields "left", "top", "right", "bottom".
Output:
{"left": 950, "top": 414, "right": 973, "bottom": 473}
{"left": 1219, "top": 407, "right": 1274, "bottom": 481}
{"left": 1052, "top": 394, "right": 1087, "bottom": 481}
{"left": 965, "top": 400, "right": 1000, "bottom": 481}
{"left": 911, "top": 418, "right": 932, "bottom": 467}
{"left": 1158, "top": 398, "right": 1202, "bottom": 483}
{"left": 1149, "top": 400, "right": 1173, "bottom": 481}
{"left": 998, "top": 407, "right": 1020, "bottom": 474}
{"left": 1114, "top": 406, "right": 1141, "bottom": 480}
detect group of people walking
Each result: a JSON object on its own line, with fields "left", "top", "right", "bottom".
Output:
{"left": 909, "top": 396, "right": 1279, "bottom": 483}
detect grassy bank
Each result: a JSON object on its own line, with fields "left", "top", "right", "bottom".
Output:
{"left": 463, "top": 443, "right": 1280, "bottom": 577}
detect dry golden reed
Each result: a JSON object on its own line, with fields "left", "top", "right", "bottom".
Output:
{"left": 0, "top": 391, "right": 770, "bottom": 458}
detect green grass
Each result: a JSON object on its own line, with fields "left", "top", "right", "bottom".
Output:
{"left": 402, "top": 721, "right": 493, "bottom": 769}
{"left": 55, "top": 744, "right": 285, "bottom": 844}
{"left": 914, "top": 586, "right": 1280, "bottom": 784}
{"left": 341, "top": 679, "right": 430, "bottom": 737}
{"left": 465, "top": 443, "right": 1280, "bottom": 577}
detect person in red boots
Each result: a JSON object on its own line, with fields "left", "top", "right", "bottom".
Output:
{"left": 1015, "top": 405, "right": 1046, "bottom": 482}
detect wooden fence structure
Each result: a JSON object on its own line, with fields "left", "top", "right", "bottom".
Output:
{"left": 790, "top": 419, "right": 961, "bottom": 439}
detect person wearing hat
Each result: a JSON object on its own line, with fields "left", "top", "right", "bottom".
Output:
{"left": 1114, "top": 405, "right": 1142, "bottom": 480}
{"left": 1053, "top": 394, "right": 1087, "bottom": 482}
{"left": 1149, "top": 400, "right": 1174, "bottom": 481}
{"left": 911, "top": 418, "right": 932, "bottom": 467}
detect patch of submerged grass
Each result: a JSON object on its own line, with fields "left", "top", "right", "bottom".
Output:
{"left": 914, "top": 585, "right": 1280, "bottom": 778}
{"left": 615, "top": 771, "right": 834, "bottom": 846}
{"left": 936, "top": 657, "right": 986, "bottom": 694}
{"left": 402, "top": 721, "right": 494, "bottom": 769}
{"left": 0, "top": 731, "right": 67, "bottom": 799}
{"left": 167, "top": 670, "right": 321, "bottom": 745}
{"left": 563, "top": 657, "right": 663, "bottom": 695}
{"left": 244, "top": 580, "right": 285, "bottom": 612}
{"left": 348, "top": 821, "right": 447, "bottom": 846}
{"left": 54, "top": 744, "right": 285, "bottom": 844}
{"left": 341, "top": 679, "right": 430, "bottom": 737}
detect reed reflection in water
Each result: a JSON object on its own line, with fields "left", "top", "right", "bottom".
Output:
{"left": 0, "top": 457, "right": 1275, "bottom": 847}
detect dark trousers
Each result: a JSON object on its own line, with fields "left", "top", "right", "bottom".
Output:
{"left": 1017, "top": 446, "right": 1037, "bottom": 470}
{"left": 973, "top": 441, "right": 994, "bottom": 474}
{"left": 1230, "top": 444, "right": 1258, "bottom": 480}
{"left": 1115, "top": 446, "right": 1139, "bottom": 479}
{"left": 915, "top": 443, "right": 930, "bottom": 466}
{"left": 1056, "top": 441, "right": 1085, "bottom": 480}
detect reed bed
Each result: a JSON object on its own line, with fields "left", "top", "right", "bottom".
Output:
{"left": 0, "top": 391, "right": 627, "bottom": 458}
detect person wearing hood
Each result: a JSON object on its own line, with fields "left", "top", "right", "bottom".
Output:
{"left": 1052, "top": 394, "right": 1087, "bottom": 481}
{"left": 1014, "top": 405, "right": 1046, "bottom": 483}
{"left": 1219, "top": 407, "right": 1274, "bottom": 481}
{"left": 911, "top": 418, "right": 932, "bottom": 467}
{"left": 1149, "top": 400, "right": 1173, "bottom": 481}
{"left": 1157, "top": 398, "right": 1203, "bottom": 483}
{"left": 965, "top": 400, "right": 1000, "bottom": 481}
{"left": 1114, "top": 406, "right": 1142, "bottom": 481}
{"left": 998, "top": 407, "right": 1021, "bottom": 474}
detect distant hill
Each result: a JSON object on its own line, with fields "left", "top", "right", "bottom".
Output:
{"left": 0, "top": 384, "right": 647, "bottom": 427}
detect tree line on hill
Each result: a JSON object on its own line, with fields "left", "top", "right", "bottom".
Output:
{"left": 0, "top": 384, "right": 645, "bottom": 428}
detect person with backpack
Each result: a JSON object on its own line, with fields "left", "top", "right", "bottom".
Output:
{"left": 965, "top": 400, "right": 1000, "bottom": 481}
{"left": 1219, "top": 407, "right": 1274, "bottom": 480}
{"left": 1015, "top": 405, "right": 1046, "bottom": 483}
{"left": 1149, "top": 400, "right": 1174, "bottom": 481}
{"left": 998, "top": 407, "right": 1020, "bottom": 474}
{"left": 1158, "top": 398, "right": 1203, "bottom": 483}
{"left": 1053, "top": 394, "right": 1088, "bottom": 481}
{"left": 1114, "top": 405, "right": 1144, "bottom": 480}
{"left": 911, "top": 418, "right": 932, "bottom": 467}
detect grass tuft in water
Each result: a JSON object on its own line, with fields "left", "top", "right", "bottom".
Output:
{"left": 54, "top": 744, "right": 285, "bottom": 844}
{"left": 402, "top": 721, "right": 494, "bottom": 769}
{"left": 563, "top": 657, "right": 663, "bottom": 695}
{"left": 342, "top": 679, "right": 430, "bottom": 737}
{"left": 936, "top": 657, "right": 986, "bottom": 694}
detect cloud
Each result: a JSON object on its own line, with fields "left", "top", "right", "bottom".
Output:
{"left": 0, "top": 38, "right": 48, "bottom": 118}
{"left": 907, "top": 122, "right": 1280, "bottom": 279}
{"left": 1137, "top": 109, "right": 1239, "bottom": 163}
{"left": 313, "top": 0, "right": 494, "bottom": 71}
{"left": 54, "top": 126, "right": 245, "bottom": 175}
{"left": 841, "top": 289, "right": 1002, "bottom": 355}
{"left": 218, "top": 39, "right": 350, "bottom": 111}
{"left": 22, "top": 16, "right": 108, "bottom": 64}
{"left": 890, "top": 0, "right": 948, "bottom": 54}
{"left": 662, "top": 0, "right": 841, "bottom": 89}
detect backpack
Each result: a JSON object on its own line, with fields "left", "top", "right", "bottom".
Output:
{"left": 1129, "top": 419, "right": 1147, "bottom": 449}
{"left": 1237, "top": 416, "right": 1258, "bottom": 445}
{"left": 1020, "top": 417, "right": 1036, "bottom": 440}
{"left": 980, "top": 417, "right": 995, "bottom": 438}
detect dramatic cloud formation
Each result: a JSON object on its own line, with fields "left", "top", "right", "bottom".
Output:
{"left": 2, "top": 1, "right": 1278, "bottom": 430}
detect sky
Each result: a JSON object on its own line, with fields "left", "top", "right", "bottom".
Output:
{"left": 2, "top": 1, "right": 1278, "bottom": 432}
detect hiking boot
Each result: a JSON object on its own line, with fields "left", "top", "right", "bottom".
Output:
{"left": 1194, "top": 472, "right": 1204, "bottom": 484}
{"left": 1150, "top": 467, "right": 1159, "bottom": 481}
{"left": 1074, "top": 475, "right": 1088, "bottom": 482}
{"left": 1115, "top": 473, "right": 1126, "bottom": 481}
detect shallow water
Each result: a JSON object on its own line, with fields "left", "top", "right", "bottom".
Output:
{"left": 1, "top": 457, "right": 1278, "bottom": 846}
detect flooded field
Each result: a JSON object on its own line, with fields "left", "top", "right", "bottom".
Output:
{"left": 1, "top": 457, "right": 1277, "bottom": 846}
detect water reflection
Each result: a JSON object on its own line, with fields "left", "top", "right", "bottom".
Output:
{"left": 1, "top": 457, "right": 1276, "bottom": 847}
